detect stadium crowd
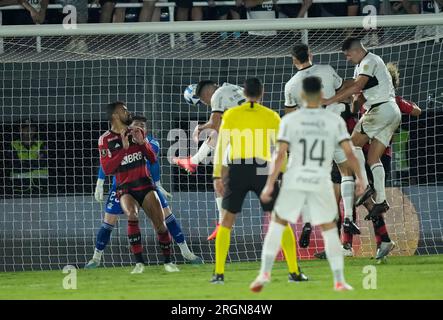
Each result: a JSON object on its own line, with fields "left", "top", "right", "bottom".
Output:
{"left": 0, "top": 0, "right": 441, "bottom": 26}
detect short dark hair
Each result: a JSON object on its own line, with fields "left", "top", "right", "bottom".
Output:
{"left": 302, "top": 76, "right": 322, "bottom": 95}
{"left": 342, "top": 37, "right": 362, "bottom": 51}
{"left": 291, "top": 43, "right": 309, "bottom": 63}
{"left": 131, "top": 114, "right": 147, "bottom": 122}
{"left": 244, "top": 77, "right": 263, "bottom": 98}
{"left": 106, "top": 101, "right": 125, "bottom": 121}
{"left": 195, "top": 80, "right": 216, "bottom": 97}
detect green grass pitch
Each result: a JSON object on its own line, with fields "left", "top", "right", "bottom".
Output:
{"left": 1, "top": 255, "right": 442, "bottom": 300}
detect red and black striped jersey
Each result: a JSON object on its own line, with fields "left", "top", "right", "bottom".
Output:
{"left": 98, "top": 129, "right": 156, "bottom": 191}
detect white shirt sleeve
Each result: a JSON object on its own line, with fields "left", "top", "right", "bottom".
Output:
{"left": 359, "top": 55, "right": 377, "bottom": 77}
{"left": 284, "top": 81, "right": 297, "bottom": 108}
{"left": 336, "top": 117, "right": 351, "bottom": 145}
{"left": 210, "top": 89, "right": 225, "bottom": 113}
{"left": 330, "top": 66, "right": 344, "bottom": 90}
{"left": 277, "top": 116, "right": 291, "bottom": 144}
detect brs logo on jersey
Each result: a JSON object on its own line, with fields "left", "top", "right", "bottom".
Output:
{"left": 121, "top": 152, "right": 143, "bottom": 166}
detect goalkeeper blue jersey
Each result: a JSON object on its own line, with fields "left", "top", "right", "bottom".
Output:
{"left": 97, "top": 135, "right": 161, "bottom": 186}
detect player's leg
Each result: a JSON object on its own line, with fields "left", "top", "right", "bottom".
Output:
{"left": 352, "top": 128, "right": 373, "bottom": 206}
{"left": 140, "top": 190, "right": 178, "bottom": 272}
{"left": 85, "top": 213, "right": 119, "bottom": 268}
{"left": 86, "top": 188, "right": 123, "bottom": 268}
{"left": 336, "top": 159, "right": 360, "bottom": 235}
{"left": 207, "top": 191, "right": 223, "bottom": 241}
{"left": 250, "top": 188, "right": 305, "bottom": 292}
{"left": 174, "top": 130, "right": 217, "bottom": 174}
{"left": 120, "top": 193, "right": 145, "bottom": 274}
{"left": 299, "top": 205, "right": 312, "bottom": 248}
{"left": 312, "top": 184, "right": 353, "bottom": 291}
{"left": 160, "top": 189, "right": 203, "bottom": 264}
{"left": 257, "top": 178, "right": 306, "bottom": 281}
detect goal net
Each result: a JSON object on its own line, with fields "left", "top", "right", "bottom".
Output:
{"left": 1, "top": 15, "right": 442, "bottom": 271}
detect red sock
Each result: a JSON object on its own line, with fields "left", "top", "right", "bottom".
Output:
{"left": 158, "top": 231, "right": 172, "bottom": 264}
{"left": 128, "top": 220, "right": 144, "bottom": 263}
{"left": 372, "top": 215, "right": 390, "bottom": 248}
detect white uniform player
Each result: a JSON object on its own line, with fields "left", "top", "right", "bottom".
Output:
{"left": 353, "top": 52, "right": 401, "bottom": 147}
{"left": 275, "top": 108, "right": 350, "bottom": 225}
{"left": 284, "top": 64, "right": 348, "bottom": 164}
{"left": 210, "top": 83, "right": 246, "bottom": 113}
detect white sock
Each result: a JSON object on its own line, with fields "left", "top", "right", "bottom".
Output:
{"left": 341, "top": 176, "right": 355, "bottom": 220}
{"left": 354, "top": 147, "right": 369, "bottom": 187}
{"left": 322, "top": 228, "right": 345, "bottom": 284}
{"left": 178, "top": 241, "right": 193, "bottom": 258}
{"left": 371, "top": 163, "right": 386, "bottom": 203}
{"left": 215, "top": 197, "right": 224, "bottom": 224}
{"left": 191, "top": 140, "right": 213, "bottom": 165}
{"left": 259, "top": 221, "right": 285, "bottom": 276}
{"left": 93, "top": 248, "right": 103, "bottom": 262}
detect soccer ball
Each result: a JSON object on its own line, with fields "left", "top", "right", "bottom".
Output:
{"left": 183, "top": 84, "right": 203, "bottom": 107}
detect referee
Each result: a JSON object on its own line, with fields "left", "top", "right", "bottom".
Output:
{"left": 211, "top": 78, "right": 306, "bottom": 284}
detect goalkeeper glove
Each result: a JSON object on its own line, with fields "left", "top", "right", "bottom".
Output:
{"left": 94, "top": 179, "right": 105, "bottom": 203}
{"left": 156, "top": 182, "right": 173, "bottom": 200}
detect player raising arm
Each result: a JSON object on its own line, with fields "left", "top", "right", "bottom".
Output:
{"left": 98, "top": 102, "right": 174, "bottom": 274}
{"left": 323, "top": 37, "right": 402, "bottom": 219}
{"left": 86, "top": 115, "right": 203, "bottom": 270}
{"left": 174, "top": 81, "right": 246, "bottom": 241}
{"left": 251, "top": 77, "right": 364, "bottom": 292}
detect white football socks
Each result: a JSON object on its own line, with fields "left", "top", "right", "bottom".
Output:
{"left": 371, "top": 163, "right": 386, "bottom": 204}
{"left": 354, "top": 147, "right": 369, "bottom": 187}
{"left": 259, "top": 221, "right": 285, "bottom": 276}
{"left": 191, "top": 140, "right": 213, "bottom": 165}
{"left": 322, "top": 228, "right": 345, "bottom": 285}
{"left": 215, "top": 197, "right": 224, "bottom": 224}
{"left": 93, "top": 248, "right": 103, "bottom": 262}
{"left": 341, "top": 176, "right": 355, "bottom": 220}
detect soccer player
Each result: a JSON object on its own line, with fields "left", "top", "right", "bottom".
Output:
{"left": 174, "top": 81, "right": 246, "bottom": 240}
{"left": 86, "top": 115, "right": 203, "bottom": 271}
{"left": 97, "top": 102, "right": 175, "bottom": 274}
{"left": 323, "top": 37, "right": 402, "bottom": 220}
{"left": 250, "top": 77, "right": 364, "bottom": 292}
{"left": 284, "top": 43, "right": 361, "bottom": 250}
{"left": 211, "top": 78, "right": 307, "bottom": 284}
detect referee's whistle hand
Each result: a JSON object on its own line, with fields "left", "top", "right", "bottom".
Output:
{"left": 214, "top": 179, "right": 224, "bottom": 197}
{"left": 260, "top": 184, "right": 274, "bottom": 204}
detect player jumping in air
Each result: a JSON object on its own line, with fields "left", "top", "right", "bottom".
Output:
{"left": 323, "top": 37, "right": 402, "bottom": 222}
{"left": 97, "top": 102, "right": 177, "bottom": 274}
{"left": 86, "top": 115, "right": 203, "bottom": 271}
{"left": 251, "top": 77, "right": 364, "bottom": 293}
{"left": 284, "top": 43, "right": 361, "bottom": 251}
{"left": 174, "top": 81, "right": 246, "bottom": 240}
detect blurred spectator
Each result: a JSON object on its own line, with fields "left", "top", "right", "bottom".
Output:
{"left": 278, "top": 0, "right": 313, "bottom": 18}
{"left": 139, "top": 0, "right": 160, "bottom": 22}
{"left": 244, "top": 0, "right": 277, "bottom": 36}
{"left": 175, "top": 0, "right": 204, "bottom": 47}
{"left": 389, "top": 0, "right": 420, "bottom": 14}
{"left": 208, "top": 0, "right": 242, "bottom": 40}
{"left": 97, "top": 0, "right": 131, "bottom": 22}
{"left": 8, "top": 121, "right": 48, "bottom": 193}
{"left": 315, "top": 0, "right": 359, "bottom": 17}
{"left": 0, "top": 0, "right": 48, "bottom": 25}
{"left": 414, "top": 0, "right": 442, "bottom": 40}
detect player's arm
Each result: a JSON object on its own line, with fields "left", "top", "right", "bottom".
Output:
{"left": 198, "top": 112, "right": 223, "bottom": 132}
{"left": 324, "top": 75, "right": 369, "bottom": 106}
{"left": 261, "top": 141, "right": 288, "bottom": 203}
{"left": 94, "top": 165, "right": 106, "bottom": 202}
{"left": 99, "top": 135, "right": 126, "bottom": 176}
{"left": 396, "top": 96, "right": 422, "bottom": 117}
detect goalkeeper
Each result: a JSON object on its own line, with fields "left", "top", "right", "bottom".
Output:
{"left": 86, "top": 115, "right": 203, "bottom": 270}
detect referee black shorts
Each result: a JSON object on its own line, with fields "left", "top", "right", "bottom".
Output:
{"left": 222, "top": 159, "right": 280, "bottom": 214}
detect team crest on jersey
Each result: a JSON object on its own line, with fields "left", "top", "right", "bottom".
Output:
{"left": 363, "top": 64, "right": 369, "bottom": 71}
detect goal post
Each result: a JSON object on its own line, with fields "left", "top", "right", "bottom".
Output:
{"left": 1, "top": 14, "right": 442, "bottom": 271}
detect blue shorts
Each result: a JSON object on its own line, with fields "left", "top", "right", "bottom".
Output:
{"left": 104, "top": 184, "right": 169, "bottom": 215}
